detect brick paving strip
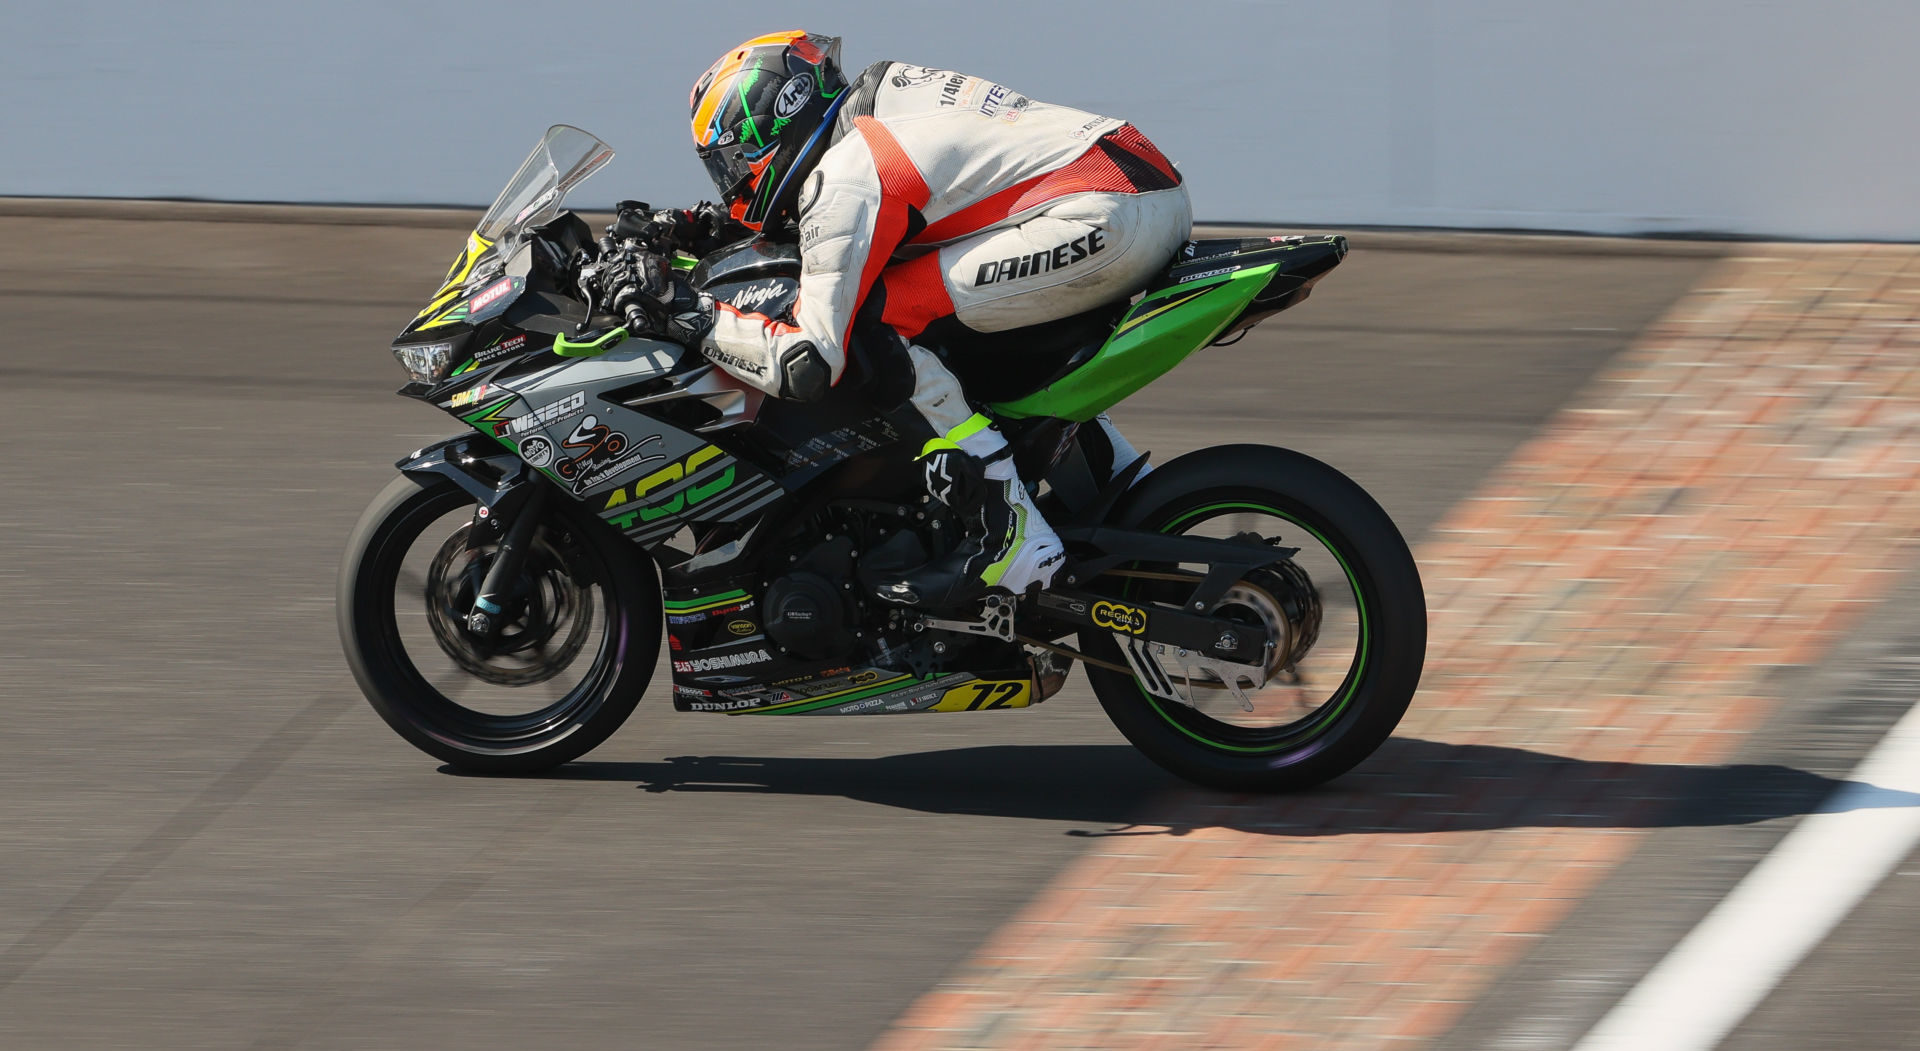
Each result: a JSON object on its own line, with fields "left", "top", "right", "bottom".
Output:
{"left": 874, "top": 245, "right": 1920, "bottom": 1050}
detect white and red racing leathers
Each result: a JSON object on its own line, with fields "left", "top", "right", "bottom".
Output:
{"left": 702, "top": 61, "right": 1192, "bottom": 446}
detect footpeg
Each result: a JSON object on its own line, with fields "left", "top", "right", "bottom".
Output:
{"left": 919, "top": 593, "right": 1016, "bottom": 642}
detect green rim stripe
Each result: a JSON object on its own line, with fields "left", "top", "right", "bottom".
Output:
{"left": 663, "top": 589, "right": 750, "bottom": 613}
{"left": 1134, "top": 502, "right": 1371, "bottom": 755}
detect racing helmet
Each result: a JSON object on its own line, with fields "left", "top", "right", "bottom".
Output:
{"left": 690, "top": 30, "right": 846, "bottom": 231}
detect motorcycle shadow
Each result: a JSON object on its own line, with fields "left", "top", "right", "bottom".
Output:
{"left": 514, "top": 736, "right": 1914, "bottom": 838}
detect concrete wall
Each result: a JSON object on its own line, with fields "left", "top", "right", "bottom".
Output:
{"left": 8, "top": 1, "right": 1916, "bottom": 239}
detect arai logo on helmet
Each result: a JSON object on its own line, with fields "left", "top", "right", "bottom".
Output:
{"left": 775, "top": 75, "right": 813, "bottom": 119}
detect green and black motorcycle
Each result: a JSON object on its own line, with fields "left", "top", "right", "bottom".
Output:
{"left": 338, "top": 125, "right": 1426, "bottom": 792}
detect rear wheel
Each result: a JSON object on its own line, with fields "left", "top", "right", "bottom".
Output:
{"left": 338, "top": 473, "right": 661, "bottom": 774}
{"left": 1079, "top": 445, "right": 1425, "bottom": 792}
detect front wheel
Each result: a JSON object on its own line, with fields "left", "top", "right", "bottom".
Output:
{"left": 1079, "top": 445, "right": 1425, "bottom": 792}
{"left": 338, "top": 473, "right": 661, "bottom": 774}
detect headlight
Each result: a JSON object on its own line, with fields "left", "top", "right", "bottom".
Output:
{"left": 392, "top": 341, "right": 456, "bottom": 383}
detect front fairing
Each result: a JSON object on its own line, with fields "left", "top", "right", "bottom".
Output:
{"left": 395, "top": 125, "right": 614, "bottom": 347}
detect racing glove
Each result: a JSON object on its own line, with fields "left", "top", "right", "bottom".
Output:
{"left": 613, "top": 201, "right": 750, "bottom": 258}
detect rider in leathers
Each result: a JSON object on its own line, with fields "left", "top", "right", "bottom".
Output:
{"left": 671, "top": 30, "right": 1188, "bottom": 609}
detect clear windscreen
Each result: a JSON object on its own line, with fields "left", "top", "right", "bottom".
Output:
{"left": 475, "top": 125, "right": 615, "bottom": 244}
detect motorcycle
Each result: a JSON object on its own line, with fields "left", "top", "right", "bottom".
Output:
{"left": 337, "top": 125, "right": 1426, "bottom": 791}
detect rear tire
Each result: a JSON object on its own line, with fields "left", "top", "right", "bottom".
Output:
{"left": 1079, "top": 444, "right": 1425, "bottom": 792}
{"left": 338, "top": 473, "right": 661, "bottom": 774}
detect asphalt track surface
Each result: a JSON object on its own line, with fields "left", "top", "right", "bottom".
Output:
{"left": 1, "top": 211, "right": 1912, "bottom": 1049}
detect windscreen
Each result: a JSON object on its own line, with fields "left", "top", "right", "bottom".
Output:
{"left": 475, "top": 125, "right": 614, "bottom": 244}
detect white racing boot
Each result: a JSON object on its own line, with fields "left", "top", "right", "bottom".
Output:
{"left": 871, "top": 413, "right": 1064, "bottom": 610}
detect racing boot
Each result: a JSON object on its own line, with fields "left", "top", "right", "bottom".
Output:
{"left": 871, "top": 417, "right": 1064, "bottom": 610}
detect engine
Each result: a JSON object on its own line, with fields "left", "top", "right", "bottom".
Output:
{"left": 763, "top": 536, "right": 858, "bottom": 660}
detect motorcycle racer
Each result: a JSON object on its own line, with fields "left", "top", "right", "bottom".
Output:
{"left": 683, "top": 30, "right": 1189, "bottom": 610}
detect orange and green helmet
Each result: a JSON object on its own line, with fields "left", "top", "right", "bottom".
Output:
{"left": 690, "top": 31, "right": 846, "bottom": 231}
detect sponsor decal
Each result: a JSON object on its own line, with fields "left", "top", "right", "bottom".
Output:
{"left": 473, "top": 333, "right": 529, "bottom": 367}
{"left": 602, "top": 445, "right": 737, "bottom": 530}
{"left": 935, "top": 73, "right": 977, "bottom": 108}
{"left": 672, "top": 684, "right": 713, "bottom": 698}
{"left": 1092, "top": 600, "right": 1148, "bottom": 635}
{"left": 975, "top": 83, "right": 1028, "bottom": 121}
{"left": 667, "top": 612, "right": 710, "bottom": 625}
{"left": 726, "top": 619, "right": 757, "bottom": 637}
{"left": 774, "top": 75, "right": 813, "bottom": 119}
{"left": 848, "top": 670, "right": 881, "bottom": 686}
{"left": 688, "top": 697, "right": 763, "bottom": 712}
{"left": 1181, "top": 242, "right": 1198, "bottom": 259}
{"left": 1070, "top": 115, "right": 1121, "bottom": 142}
{"left": 503, "top": 391, "right": 585, "bottom": 438}
{"left": 890, "top": 65, "right": 952, "bottom": 87}
{"left": 1178, "top": 266, "right": 1238, "bottom": 284}
{"left": 469, "top": 277, "right": 515, "bottom": 313}
{"left": 973, "top": 230, "right": 1105, "bottom": 287}
{"left": 835, "top": 697, "right": 888, "bottom": 714}
{"left": 673, "top": 649, "right": 772, "bottom": 674}
{"left": 554, "top": 416, "right": 665, "bottom": 494}
{"left": 724, "top": 281, "right": 787, "bottom": 314}
{"left": 518, "top": 435, "right": 554, "bottom": 468}
{"left": 449, "top": 384, "right": 490, "bottom": 407}
{"left": 705, "top": 344, "right": 768, "bottom": 377}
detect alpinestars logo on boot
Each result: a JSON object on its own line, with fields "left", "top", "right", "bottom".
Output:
{"left": 974, "top": 230, "right": 1105, "bottom": 286}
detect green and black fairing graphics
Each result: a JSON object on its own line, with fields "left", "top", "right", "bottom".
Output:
{"left": 447, "top": 338, "right": 784, "bottom": 552}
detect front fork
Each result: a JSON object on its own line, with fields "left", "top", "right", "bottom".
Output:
{"left": 466, "top": 483, "right": 549, "bottom": 643}
{"left": 395, "top": 433, "right": 555, "bottom": 651}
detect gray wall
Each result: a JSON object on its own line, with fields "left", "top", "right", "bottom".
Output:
{"left": 8, "top": 1, "right": 1918, "bottom": 238}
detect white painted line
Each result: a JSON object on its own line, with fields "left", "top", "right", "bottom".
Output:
{"left": 1573, "top": 698, "right": 1920, "bottom": 1051}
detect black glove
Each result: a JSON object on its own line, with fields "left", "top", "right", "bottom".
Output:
{"left": 578, "top": 234, "right": 671, "bottom": 334}
{"left": 612, "top": 200, "right": 749, "bottom": 258}
{"left": 659, "top": 275, "right": 716, "bottom": 347}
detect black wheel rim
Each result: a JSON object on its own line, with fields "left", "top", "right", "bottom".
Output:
{"left": 366, "top": 485, "right": 628, "bottom": 753}
{"left": 1120, "top": 499, "right": 1373, "bottom": 757}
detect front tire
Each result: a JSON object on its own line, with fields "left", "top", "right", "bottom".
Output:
{"left": 1079, "top": 445, "right": 1425, "bottom": 792}
{"left": 338, "top": 473, "right": 661, "bottom": 774}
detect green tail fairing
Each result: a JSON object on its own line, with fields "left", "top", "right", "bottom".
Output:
{"left": 989, "top": 264, "right": 1279, "bottom": 422}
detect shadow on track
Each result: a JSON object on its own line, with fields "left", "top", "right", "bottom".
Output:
{"left": 455, "top": 735, "right": 1920, "bottom": 838}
